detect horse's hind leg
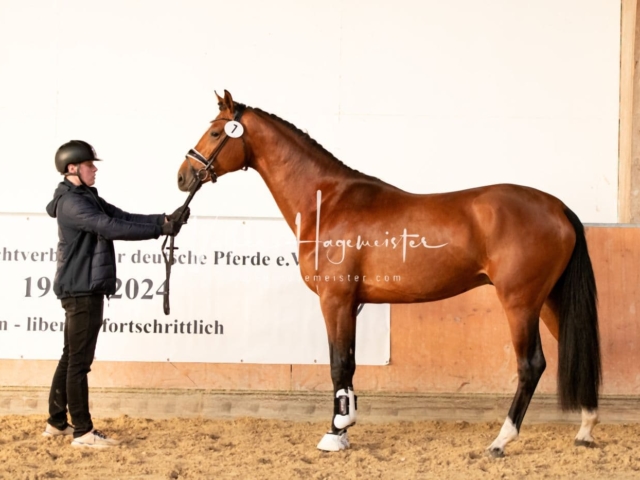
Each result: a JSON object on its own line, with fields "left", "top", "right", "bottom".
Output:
{"left": 316, "top": 294, "right": 358, "bottom": 452}
{"left": 541, "top": 298, "right": 599, "bottom": 447}
{"left": 488, "top": 305, "right": 546, "bottom": 457}
{"left": 574, "top": 409, "right": 599, "bottom": 446}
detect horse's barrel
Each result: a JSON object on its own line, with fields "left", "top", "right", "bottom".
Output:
{"left": 54, "top": 140, "right": 102, "bottom": 174}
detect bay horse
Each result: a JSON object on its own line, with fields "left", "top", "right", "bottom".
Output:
{"left": 176, "top": 90, "right": 601, "bottom": 457}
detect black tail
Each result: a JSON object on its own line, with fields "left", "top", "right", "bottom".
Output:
{"left": 556, "top": 208, "right": 601, "bottom": 411}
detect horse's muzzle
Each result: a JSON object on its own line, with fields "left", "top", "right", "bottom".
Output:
{"left": 177, "top": 171, "right": 190, "bottom": 192}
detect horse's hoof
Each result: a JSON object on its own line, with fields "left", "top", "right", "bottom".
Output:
{"left": 487, "top": 447, "right": 505, "bottom": 458}
{"left": 317, "top": 431, "right": 350, "bottom": 452}
{"left": 574, "top": 439, "right": 595, "bottom": 448}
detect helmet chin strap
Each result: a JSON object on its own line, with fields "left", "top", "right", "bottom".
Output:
{"left": 64, "top": 166, "right": 89, "bottom": 187}
{"left": 65, "top": 166, "right": 104, "bottom": 214}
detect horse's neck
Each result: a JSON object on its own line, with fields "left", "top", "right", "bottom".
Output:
{"left": 248, "top": 112, "right": 359, "bottom": 231}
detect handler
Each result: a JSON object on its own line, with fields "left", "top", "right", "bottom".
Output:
{"left": 43, "top": 140, "right": 189, "bottom": 449}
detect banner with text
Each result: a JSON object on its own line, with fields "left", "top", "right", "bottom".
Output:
{"left": 0, "top": 214, "right": 390, "bottom": 364}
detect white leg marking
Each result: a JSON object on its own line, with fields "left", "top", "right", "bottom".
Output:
{"left": 488, "top": 417, "right": 519, "bottom": 454}
{"left": 575, "top": 409, "right": 599, "bottom": 444}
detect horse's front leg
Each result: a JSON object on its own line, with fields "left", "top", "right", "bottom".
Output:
{"left": 316, "top": 295, "right": 358, "bottom": 452}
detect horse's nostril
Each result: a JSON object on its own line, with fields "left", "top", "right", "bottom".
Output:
{"left": 178, "top": 174, "right": 183, "bottom": 184}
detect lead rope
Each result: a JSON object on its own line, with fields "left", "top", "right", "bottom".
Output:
{"left": 161, "top": 182, "right": 201, "bottom": 315}
{"left": 161, "top": 109, "right": 245, "bottom": 315}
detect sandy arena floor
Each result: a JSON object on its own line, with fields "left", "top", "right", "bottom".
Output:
{"left": 1, "top": 415, "right": 640, "bottom": 479}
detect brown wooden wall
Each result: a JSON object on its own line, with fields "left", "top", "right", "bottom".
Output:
{"left": 0, "top": 226, "right": 638, "bottom": 397}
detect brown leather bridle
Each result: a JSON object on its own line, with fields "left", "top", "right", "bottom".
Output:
{"left": 184, "top": 109, "right": 248, "bottom": 187}
{"left": 161, "top": 108, "right": 246, "bottom": 315}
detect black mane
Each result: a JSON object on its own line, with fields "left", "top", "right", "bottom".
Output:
{"left": 234, "top": 102, "right": 361, "bottom": 175}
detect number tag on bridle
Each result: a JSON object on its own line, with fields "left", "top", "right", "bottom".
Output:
{"left": 225, "top": 120, "right": 244, "bottom": 138}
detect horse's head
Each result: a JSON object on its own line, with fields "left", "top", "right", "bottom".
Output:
{"left": 177, "top": 90, "right": 249, "bottom": 192}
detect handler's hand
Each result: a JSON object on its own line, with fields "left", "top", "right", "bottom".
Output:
{"left": 161, "top": 220, "right": 183, "bottom": 236}
{"left": 166, "top": 206, "right": 190, "bottom": 224}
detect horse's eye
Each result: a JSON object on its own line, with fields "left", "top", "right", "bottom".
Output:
{"left": 211, "top": 131, "right": 220, "bottom": 138}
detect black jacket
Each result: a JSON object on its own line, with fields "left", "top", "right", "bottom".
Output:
{"left": 46, "top": 179, "right": 165, "bottom": 299}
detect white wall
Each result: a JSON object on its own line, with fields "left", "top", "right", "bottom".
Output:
{"left": 0, "top": 0, "right": 621, "bottom": 222}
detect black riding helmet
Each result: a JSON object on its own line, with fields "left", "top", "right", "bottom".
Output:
{"left": 55, "top": 140, "right": 102, "bottom": 174}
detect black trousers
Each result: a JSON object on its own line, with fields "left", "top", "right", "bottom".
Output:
{"left": 47, "top": 294, "right": 104, "bottom": 438}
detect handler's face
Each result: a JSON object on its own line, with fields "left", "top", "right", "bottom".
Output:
{"left": 72, "top": 161, "right": 98, "bottom": 186}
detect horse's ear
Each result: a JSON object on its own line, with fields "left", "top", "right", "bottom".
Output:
{"left": 223, "top": 90, "right": 235, "bottom": 115}
{"left": 215, "top": 90, "right": 225, "bottom": 112}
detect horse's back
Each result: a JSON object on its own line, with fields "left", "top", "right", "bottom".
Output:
{"left": 331, "top": 182, "right": 576, "bottom": 304}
